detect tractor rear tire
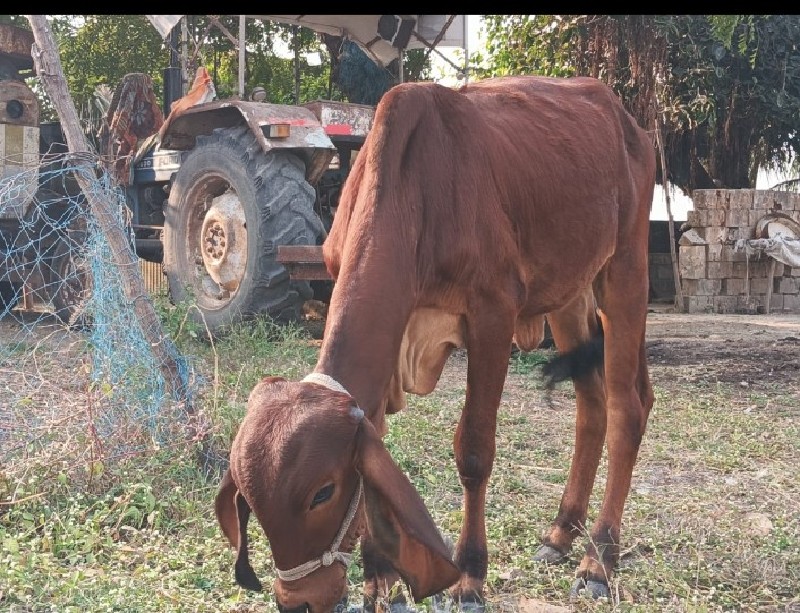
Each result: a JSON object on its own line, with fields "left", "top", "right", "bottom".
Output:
{"left": 163, "top": 126, "right": 324, "bottom": 336}
{"left": 0, "top": 281, "right": 20, "bottom": 312}
{"left": 47, "top": 229, "right": 92, "bottom": 330}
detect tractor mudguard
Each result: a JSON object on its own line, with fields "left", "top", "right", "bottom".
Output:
{"left": 158, "top": 100, "right": 337, "bottom": 184}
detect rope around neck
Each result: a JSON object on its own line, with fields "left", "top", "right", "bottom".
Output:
{"left": 275, "top": 476, "right": 364, "bottom": 582}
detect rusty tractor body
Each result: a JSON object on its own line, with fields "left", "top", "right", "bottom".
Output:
{"left": 1, "top": 21, "right": 373, "bottom": 334}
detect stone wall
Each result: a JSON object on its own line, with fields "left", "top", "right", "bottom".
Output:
{"left": 678, "top": 189, "right": 800, "bottom": 314}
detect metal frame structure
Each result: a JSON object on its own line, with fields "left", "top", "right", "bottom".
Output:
{"left": 145, "top": 15, "right": 468, "bottom": 98}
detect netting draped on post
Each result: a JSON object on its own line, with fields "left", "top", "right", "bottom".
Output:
{"left": 0, "top": 154, "right": 197, "bottom": 472}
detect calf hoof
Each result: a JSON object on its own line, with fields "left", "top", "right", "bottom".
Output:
{"left": 333, "top": 595, "right": 355, "bottom": 613}
{"left": 432, "top": 592, "right": 486, "bottom": 612}
{"left": 362, "top": 594, "right": 413, "bottom": 613}
{"left": 569, "top": 577, "right": 610, "bottom": 600}
{"left": 532, "top": 544, "right": 569, "bottom": 564}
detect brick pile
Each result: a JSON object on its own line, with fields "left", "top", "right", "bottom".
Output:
{"left": 678, "top": 189, "right": 800, "bottom": 313}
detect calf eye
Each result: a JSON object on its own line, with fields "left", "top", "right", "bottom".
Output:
{"left": 310, "top": 484, "right": 335, "bottom": 510}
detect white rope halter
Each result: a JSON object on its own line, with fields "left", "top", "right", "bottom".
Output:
{"left": 275, "top": 373, "right": 363, "bottom": 582}
{"left": 276, "top": 474, "right": 364, "bottom": 582}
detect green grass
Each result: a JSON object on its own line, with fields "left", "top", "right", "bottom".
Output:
{"left": 509, "top": 349, "right": 552, "bottom": 376}
{"left": 2, "top": 308, "right": 799, "bottom": 612}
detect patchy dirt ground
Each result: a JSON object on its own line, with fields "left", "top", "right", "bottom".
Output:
{"left": 396, "top": 305, "right": 800, "bottom": 395}
{"left": 302, "top": 299, "right": 800, "bottom": 389}
{"left": 643, "top": 306, "right": 800, "bottom": 390}
{"left": 427, "top": 307, "right": 800, "bottom": 611}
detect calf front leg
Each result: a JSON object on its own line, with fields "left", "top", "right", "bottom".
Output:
{"left": 450, "top": 301, "right": 516, "bottom": 609}
{"left": 361, "top": 533, "right": 410, "bottom": 612}
{"left": 358, "top": 411, "right": 413, "bottom": 612}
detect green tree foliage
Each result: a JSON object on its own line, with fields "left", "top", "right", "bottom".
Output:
{"left": 56, "top": 16, "right": 167, "bottom": 115}
{"left": 193, "top": 17, "right": 332, "bottom": 103}
{"left": 7, "top": 15, "right": 432, "bottom": 132}
{"left": 478, "top": 15, "right": 800, "bottom": 193}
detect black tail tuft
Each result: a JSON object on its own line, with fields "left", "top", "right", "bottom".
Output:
{"left": 540, "top": 333, "right": 604, "bottom": 390}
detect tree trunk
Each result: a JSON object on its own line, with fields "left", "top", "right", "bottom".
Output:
{"left": 710, "top": 122, "right": 753, "bottom": 188}
{"left": 709, "top": 84, "right": 753, "bottom": 188}
{"left": 25, "top": 15, "right": 189, "bottom": 406}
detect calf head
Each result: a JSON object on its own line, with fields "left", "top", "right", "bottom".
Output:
{"left": 215, "top": 376, "right": 460, "bottom": 612}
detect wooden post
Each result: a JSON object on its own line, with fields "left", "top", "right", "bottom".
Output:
{"left": 293, "top": 25, "right": 301, "bottom": 103}
{"left": 238, "top": 15, "right": 246, "bottom": 99}
{"left": 25, "top": 15, "right": 189, "bottom": 407}
{"left": 654, "top": 118, "right": 685, "bottom": 313}
{"left": 765, "top": 257, "right": 776, "bottom": 314}
{"left": 745, "top": 254, "right": 751, "bottom": 300}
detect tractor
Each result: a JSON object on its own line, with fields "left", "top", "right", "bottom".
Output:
{"left": 0, "top": 23, "right": 87, "bottom": 324}
{"left": 1, "top": 16, "right": 466, "bottom": 336}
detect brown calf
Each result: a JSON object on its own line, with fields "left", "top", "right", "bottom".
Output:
{"left": 216, "top": 75, "right": 656, "bottom": 612}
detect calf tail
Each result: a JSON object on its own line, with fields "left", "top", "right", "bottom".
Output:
{"left": 540, "top": 318, "right": 604, "bottom": 390}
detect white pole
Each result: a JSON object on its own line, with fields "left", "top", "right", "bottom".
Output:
{"left": 398, "top": 48, "right": 404, "bottom": 83}
{"left": 180, "top": 17, "right": 189, "bottom": 94}
{"left": 238, "top": 15, "right": 246, "bottom": 99}
{"left": 463, "top": 15, "right": 470, "bottom": 84}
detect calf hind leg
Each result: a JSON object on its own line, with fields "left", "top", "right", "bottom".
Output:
{"left": 533, "top": 292, "right": 607, "bottom": 567}
{"left": 570, "top": 271, "right": 653, "bottom": 599}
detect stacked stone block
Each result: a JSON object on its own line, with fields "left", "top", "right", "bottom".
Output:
{"left": 678, "top": 189, "right": 800, "bottom": 313}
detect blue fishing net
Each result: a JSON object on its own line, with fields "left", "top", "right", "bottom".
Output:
{"left": 0, "top": 155, "right": 195, "bottom": 468}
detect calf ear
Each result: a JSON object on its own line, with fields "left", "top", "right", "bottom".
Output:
{"left": 355, "top": 419, "right": 460, "bottom": 601}
{"left": 214, "top": 469, "right": 263, "bottom": 591}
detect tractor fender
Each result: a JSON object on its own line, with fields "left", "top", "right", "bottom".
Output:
{"left": 159, "top": 100, "right": 337, "bottom": 183}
